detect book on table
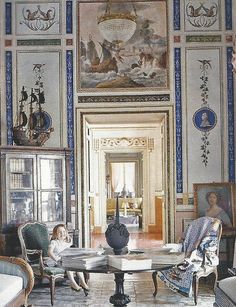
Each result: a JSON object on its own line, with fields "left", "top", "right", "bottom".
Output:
{"left": 142, "top": 249, "right": 185, "bottom": 265}
{"left": 108, "top": 254, "right": 152, "bottom": 270}
{"left": 61, "top": 254, "right": 107, "bottom": 269}
{"left": 59, "top": 247, "right": 104, "bottom": 257}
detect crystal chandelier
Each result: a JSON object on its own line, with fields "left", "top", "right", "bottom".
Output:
{"left": 98, "top": 1, "right": 137, "bottom": 44}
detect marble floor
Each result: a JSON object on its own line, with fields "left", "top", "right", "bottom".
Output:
{"left": 28, "top": 271, "right": 216, "bottom": 307}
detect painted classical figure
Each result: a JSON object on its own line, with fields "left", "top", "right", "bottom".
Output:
{"left": 200, "top": 112, "right": 211, "bottom": 128}
{"left": 205, "top": 191, "right": 232, "bottom": 227}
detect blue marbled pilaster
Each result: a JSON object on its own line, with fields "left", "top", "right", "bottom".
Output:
{"left": 66, "top": 1, "right": 73, "bottom": 34}
{"left": 6, "top": 51, "right": 13, "bottom": 145}
{"left": 227, "top": 47, "right": 235, "bottom": 182}
{"left": 66, "top": 50, "right": 75, "bottom": 194}
{"left": 175, "top": 48, "right": 183, "bottom": 193}
{"left": 173, "top": 0, "right": 180, "bottom": 30}
{"left": 5, "top": 3, "right": 12, "bottom": 35}
{"left": 225, "top": 0, "right": 232, "bottom": 30}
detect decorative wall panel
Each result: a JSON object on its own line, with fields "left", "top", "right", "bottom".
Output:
{"left": 66, "top": 50, "right": 75, "bottom": 195}
{"left": 5, "top": 2, "right": 12, "bottom": 35}
{"left": 77, "top": 0, "right": 168, "bottom": 92}
{"left": 186, "top": 48, "right": 222, "bottom": 189}
{"left": 16, "top": 51, "right": 61, "bottom": 147}
{"left": 175, "top": 48, "right": 183, "bottom": 193}
{"left": 15, "top": 2, "right": 60, "bottom": 35}
{"left": 184, "top": 0, "right": 220, "bottom": 32}
{"left": 5, "top": 51, "right": 13, "bottom": 145}
{"left": 227, "top": 47, "right": 235, "bottom": 182}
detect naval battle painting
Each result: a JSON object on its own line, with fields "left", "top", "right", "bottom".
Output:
{"left": 77, "top": 0, "right": 168, "bottom": 92}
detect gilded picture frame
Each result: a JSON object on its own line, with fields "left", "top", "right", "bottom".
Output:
{"left": 193, "top": 182, "right": 236, "bottom": 228}
{"left": 77, "top": 0, "right": 168, "bottom": 92}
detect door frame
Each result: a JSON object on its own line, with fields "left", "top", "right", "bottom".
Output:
{"left": 76, "top": 106, "right": 175, "bottom": 247}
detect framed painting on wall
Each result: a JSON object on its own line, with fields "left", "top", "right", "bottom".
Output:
{"left": 77, "top": 0, "right": 168, "bottom": 92}
{"left": 193, "top": 183, "right": 236, "bottom": 228}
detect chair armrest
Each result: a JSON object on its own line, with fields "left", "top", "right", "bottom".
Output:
{"left": 25, "top": 249, "right": 45, "bottom": 271}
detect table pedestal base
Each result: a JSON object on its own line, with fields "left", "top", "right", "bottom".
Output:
{"left": 109, "top": 273, "right": 131, "bottom": 307}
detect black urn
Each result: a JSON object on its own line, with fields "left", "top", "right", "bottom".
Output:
{"left": 105, "top": 197, "right": 130, "bottom": 255}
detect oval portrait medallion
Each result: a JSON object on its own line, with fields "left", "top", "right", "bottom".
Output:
{"left": 193, "top": 107, "right": 217, "bottom": 132}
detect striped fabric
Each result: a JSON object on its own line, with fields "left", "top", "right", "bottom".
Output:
{"left": 214, "top": 285, "right": 236, "bottom": 307}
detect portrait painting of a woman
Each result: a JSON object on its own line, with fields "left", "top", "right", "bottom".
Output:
{"left": 205, "top": 191, "right": 232, "bottom": 227}
{"left": 194, "top": 183, "right": 235, "bottom": 228}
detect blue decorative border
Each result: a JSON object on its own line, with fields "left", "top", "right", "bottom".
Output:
{"left": 225, "top": 0, "right": 232, "bottom": 30}
{"left": 173, "top": 0, "right": 180, "bottom": 30}
{"left": 66, "top": 1, "right": 73, "bottom": 34}
{"left": 66, "top": 50, "right": 75, "bottom": 194}
{"left": 227, "top": 47, "right": 235, "bottom": 182}
{"left": 5, "top": 2, "right": 12, "bottom": 35}
{"left": 175, "top": 48, "right": 183, "bottom": 192}
{"left": 6, "top": 51, "right": 13, "bottom": 145}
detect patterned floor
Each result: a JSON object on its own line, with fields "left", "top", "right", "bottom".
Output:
{"left": 28, "top": 272, "right": 216, "bottom": 307}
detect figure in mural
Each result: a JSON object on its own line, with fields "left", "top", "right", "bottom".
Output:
{"left": 205, "top": 191, "right": 232, "bottom": 227}
{"left": 200, "top": 112, "right": 211, "bottom": 128}
{"left": 87, "top": 34, "right": 99, "bottom": 66}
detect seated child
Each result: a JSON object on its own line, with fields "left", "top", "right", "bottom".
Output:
{"left": 47, "top": 224, "right": 89, "bottom": 291}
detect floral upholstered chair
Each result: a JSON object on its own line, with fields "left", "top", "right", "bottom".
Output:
{"left": 18, "top": 221, "right": 65, "bottom": 306}
{"left": 154, "top": 217, "right": 222, "bottom": 305}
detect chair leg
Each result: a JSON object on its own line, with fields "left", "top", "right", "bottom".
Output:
{"left": 49, "top": 276, "right": 56, "bottom": 306}
{"left": 193, "top": 274, "right": 199, "bottom": 306}
{"left": 152, "top": 271, "right": 158, "bottom": 297}
{"left": 213, "top": 269, "right": 218, "bottom": 293}
{"left": 83, "top": 272, "right": 89, "bottom": 284}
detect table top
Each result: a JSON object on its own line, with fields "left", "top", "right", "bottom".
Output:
{"left": 60, "top": 263, "right": 173, "bottom": 274}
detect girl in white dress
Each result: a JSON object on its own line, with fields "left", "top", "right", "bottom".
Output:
{"left": 48, "top": 224, "right": 89, "bottom": 291}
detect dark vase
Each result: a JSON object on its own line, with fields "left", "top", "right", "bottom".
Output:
{"left": 105, "top": 197, "right": 130, "bottom": 255}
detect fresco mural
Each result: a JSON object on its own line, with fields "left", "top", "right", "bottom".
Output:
{"left": 77, "top": 0, "right": 168, "bottom": 92}
{"left": 15, "top": 2, "right": 60, "bottom": 35}
{"left": 16, "top": 51, "right": 61, "bottom": 147}
{"left": 184, "top": 0, "right": 220, "bottom": 32}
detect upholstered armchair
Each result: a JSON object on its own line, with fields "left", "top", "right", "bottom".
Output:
{"left": 18, "top": 221, "right": 65, "bottom": 306}
{"left": 0, "top": 255, "right": 34, "bottom": 307}
{"left": 154, "top": 217, "right": 222, "bottom": 305}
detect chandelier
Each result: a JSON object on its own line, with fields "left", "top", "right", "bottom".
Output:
{"left": 98, "top": 1, "right": 137, "bottom": 44}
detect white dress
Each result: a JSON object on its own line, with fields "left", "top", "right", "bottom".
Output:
{"left": 45, "top": 239, "right": 72, "bottom": 266}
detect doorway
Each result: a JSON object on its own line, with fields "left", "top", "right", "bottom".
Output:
{"left": 76, "top": 107, "right": 175, "bottom": 247}
{"left": 105, "top": 152, "right": 143, "bottom": 230}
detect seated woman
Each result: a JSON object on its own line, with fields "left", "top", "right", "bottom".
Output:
{"left": 47, "top": 224, "right": 89, "bottom": 292}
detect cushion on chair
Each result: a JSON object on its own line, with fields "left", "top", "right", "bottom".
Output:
{"left": 21, "top": 223, "right": 50, "bottom": 260}
{"left": 32, "top": 265, "right": 65, "bottom": 276}
{"left": 218, "top": 276, "right": 236, "bottom": 303}
{"left": 0, "top": 259, "right": 29, "bottom": 288}
{"left": 0, "top": 273, "right": 23, "bottom": 306}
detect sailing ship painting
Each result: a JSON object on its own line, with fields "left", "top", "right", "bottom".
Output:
{"left": 13, "top": 64, "right": 53, "bottom": 146}
{"left": 78, "top": 1, "right": 168, "bottom": 91}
